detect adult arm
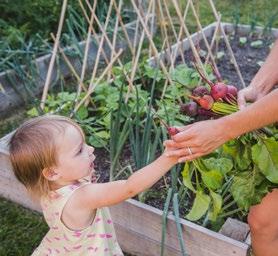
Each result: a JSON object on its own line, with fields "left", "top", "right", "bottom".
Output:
{"left": 164, "top": 88, "right": 278, "bottom": 162}
{"left": 238, "top": 39, "right": 278, "bottom": 108}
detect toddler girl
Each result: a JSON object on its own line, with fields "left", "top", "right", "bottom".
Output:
{"left": 9, "top": 114, "right": 178, "bottom": 255}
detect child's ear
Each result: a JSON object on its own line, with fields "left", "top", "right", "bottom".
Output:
{"left": 42, "top": 168, "right": 60, "bottom": 181}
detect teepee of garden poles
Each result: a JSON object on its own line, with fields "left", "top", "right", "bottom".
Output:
{"left": 41, "top": 0, "right": 246, "bottom": 113}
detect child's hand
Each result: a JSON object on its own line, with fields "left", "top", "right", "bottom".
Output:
{"left": 163, "top": 141, "right": 180, "bottom": 164}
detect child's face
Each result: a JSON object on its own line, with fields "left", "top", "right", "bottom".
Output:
{"left": 54, "top": 124, "right": 95, "bottom": 184}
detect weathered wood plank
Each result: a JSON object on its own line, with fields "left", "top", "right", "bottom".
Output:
{"left": 220, "top": 218, "right": 250, "bottom": 242}
{"left": 111, "top": 199, "right": 249, "bottom": 256}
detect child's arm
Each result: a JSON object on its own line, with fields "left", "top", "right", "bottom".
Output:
{"left": 75, "top": 153, "right": 177, "bottom": 209}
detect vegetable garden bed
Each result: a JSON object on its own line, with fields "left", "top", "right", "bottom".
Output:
{"left": 1, "top": 22, "right": 278, "bottom": 256}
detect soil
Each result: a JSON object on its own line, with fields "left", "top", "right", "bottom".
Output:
{"left": 176, "top": 31, "right": 276, "bottom": 90}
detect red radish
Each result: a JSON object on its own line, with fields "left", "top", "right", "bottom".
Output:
{"left": 226, "top": 85, "right": 238, "bottom": 97}
{"left": 210, "top": 82, "right": 228, "bottom": 100}
{"left": 167, "top": 127, "right": 179, "bottom": 136}
{"left": 189, "top": 95, "right": 214, "bottom": 110}
{"left": 192, "top": 86, "right": 210, "bottom": 97}
{"left": 152, "top": 112, "right": 180, "bottom": 137}
{"left": 180, "top": 102, "right": 198, "bottom": 117}
{"left": 193, "top": 63, "right": 228, "bottom": 101}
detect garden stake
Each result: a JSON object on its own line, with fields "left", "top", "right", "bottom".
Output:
{"left": 171, "top": 0, "right": 205, "bottom": 72}
{"left": 171, "top": 0, "right": 190, "bottom": 65}
{"left": 86, "top": 0, "right": 114, "bottom": 106}
{"left": 188, "top": 0, "right": 220, "bottom": 76}
{"left": 50, "top": 33, "right": 87, "bottom": 93}
{"left": 74, "top": 49, "right": 123, "bottom": 113}
{"left": 111, "top": 0, "right": 135, "bottom": 56}
{"left": 130, "top": 0, "right": 173, "bottom": 90}
{"left": 41, "top": 0, "right": 68, "bottom": 109}
{"left": 204, "top": 14, "right": 222, "bottom": 66}
{"left": 157, "top": 0, "right": 174, "bottom": 69}
{"left": 148, "top": 0, "right": 156, "bottom": 58}
{"left": 108, "top": 0, "right": 123, "bottom": 81}
{"left": 84, "top": 0, "right": 135, "bottom": 93}
{"left": 162, "top": 0, "right": 186, "bottom": 65}
{"left": 208, "top": 0, "right": 246, "bottom": 88}
{"left": 75, "top": 12, "right": 96, "bottom": 109}
{"left": 78, "top": 0, "right": 111, "bottom": 67}
{"left": 125, "top": 0, "right": 155, "bottom": 103}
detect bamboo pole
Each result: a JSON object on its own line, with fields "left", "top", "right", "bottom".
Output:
{"left": 87, "top": 0, "right": 114, "bottom": 102}
{"left": 50, "top": 33, "right": 87, "bottom": 92}
{"left": 40, "top": 0, "right": 68, "bottom": 109}
{"left": 112, "top": 0, "right": 135, "bottom": 56}
{"left": 125, "top": 0, "right": 154, "bottom": 103}
{"left": 108, "top": 0, "right": 123, "bottom": 80}
{"left": 131, "top": 0, "right": 173, "bottom": 99}
{"left": 171, "top": 0, "right": 190, "bottom": 66}
{"left": 204, "top": 15, "right": 222, "bottom": 66}
{"left": 148, "top": 0, "right": 156, "bottom": 58}
{"left": 74, "top": 49, "right": 123, "bottom": 113}
{"left": 188, "top": 0, "right": 219, "bottom": 75}
{"left": 78, "top": 0, "right": 111, "bottom": 67}
{"left": 84, "top": 0, "right": 135, "bottom": 92}
{"left": 170, "top": 0, "right": 205, "bottom": 72}
{"left": 162, "top": 0, "right": 186, "bottom": 65}
{"left": 208, "top": 0, "right": 246, "bottom": 88}
{"left": 157, "top": 0, "right": 173, "bottom": 69}
{"left": 75, "top": 12, "right": 96, "bottom": 108}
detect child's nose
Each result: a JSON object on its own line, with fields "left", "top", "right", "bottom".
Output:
{"left": 88, "top": 145, "right": 94, "bottom": 155}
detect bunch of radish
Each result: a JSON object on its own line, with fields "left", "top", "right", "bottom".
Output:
{"left": 180, "top": 63, "right": 239, "bottom": 120}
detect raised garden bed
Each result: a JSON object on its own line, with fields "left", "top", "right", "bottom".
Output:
{"left": 1, "top": 22, "right": 278, "bottom": 256}
{"left": 0, "top": 18, "right": 151, "bottom": 118}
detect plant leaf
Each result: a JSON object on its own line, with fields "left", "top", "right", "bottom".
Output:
{"left": 201, "top": 170, "right": 223, "bottom": 190}
{"left": 181, "top": 162, "right": 195, "bottom": 192}
{"left": 208, "top": 190, "right": 223, "bottom": 222}
{"left": 252, "top": 137, "right": 278, "bottom": 183}
{"left": 186, "top": 190, "right": 211, "bottom": 221}
{"left": 203, "top": 157, "right": 233, "bottom": 175}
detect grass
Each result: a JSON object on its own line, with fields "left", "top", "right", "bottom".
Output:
{"left": 170, "top": 0, "right": 278, "bottom": 30}
{"left": 0, "top": 197, "right": 48, "bottom": 256}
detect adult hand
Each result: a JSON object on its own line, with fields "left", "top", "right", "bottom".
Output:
{"left": 164, "top": 118, "right": 230, "bottom": 162}
{"left": 237, "top": 85, "right": 269, "bottom": 109}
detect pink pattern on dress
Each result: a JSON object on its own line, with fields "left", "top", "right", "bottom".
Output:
{"left": 54, "top": 237, "right": 60, "bottom": 241}
{"left": 99, "top": 233, "right": 113, "bottom": 238}
{"left": 73, "top": 231, "right": 82, "bottom": 237}
{"left": 107, "top": 219, "right": 112, "bottom": 224}
{"left": 73, "top": 245, "right": 82, "bottom": 250}
{"left": 95, "top": 217, "right": 101, "bottom": 223}
{"left": 87, "top": 233, "right": 96, "bottom": 238}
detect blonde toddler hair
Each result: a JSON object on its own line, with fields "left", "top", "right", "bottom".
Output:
{"left": 9, "top": 115, "right": 84, "bottom": 197}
